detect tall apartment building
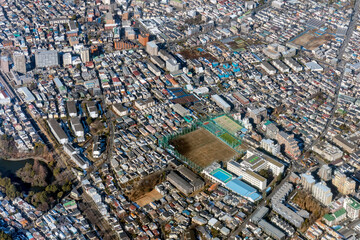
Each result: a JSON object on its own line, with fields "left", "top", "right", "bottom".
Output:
{"left": 344, "top": 197, "right": 360, "bottom": 220}
{"left": 0, "top": 55, "right": 9, "bottom": 73}
{"left": 264, "top": 121, "right": 279, "bottom": 139}
{"left": 301, "top": 172, "right": 315, "bottom": 192}
{"left": 318, "top": 165, "right": 332, "bottom": 181}
{"left": 63, "top": 53, "right": 72, "bottom": 66}
{"left": 80, "top": 48, "right": 90, "bottom": 63}
{"left": 35, "top": 50, "right": 59, "bottom": 68}
{"left": 138, "top": 33, "right": 149, "bottom": 46}
{"left": 312, "top": 182, "right": 332, "bottom": 206}
{"left": 333, "top": 171, "right": 356, "bottom": 195}
{"left": 13, "top": 52, "right": 27, "bottom": 74}
{"left": 276, "top": 131, "right": 301, "bottom": 159}
{"left": 247, "top": 106, "right": 267, "bottom": 124}
{"left": 146, "top": 41, "right": 158, "bottom": 56}
{"left": 261, "top": 138, "right": 280, "bottom": 156}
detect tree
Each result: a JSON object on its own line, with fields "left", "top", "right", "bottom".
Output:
{"left": 0, "top": 230, "right": 12, "bottom": 240}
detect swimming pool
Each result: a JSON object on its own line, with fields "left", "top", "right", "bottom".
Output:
{"left": 211, "top": 168, "right": 233, "bottom": 183}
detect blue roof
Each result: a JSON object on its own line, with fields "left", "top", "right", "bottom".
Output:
{"left": 226, "top": 177, "right": 262, "bottom": 202}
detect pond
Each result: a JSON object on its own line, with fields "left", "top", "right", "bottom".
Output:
{"left": 0, "top": 158, "right": 34, "bottom": 178}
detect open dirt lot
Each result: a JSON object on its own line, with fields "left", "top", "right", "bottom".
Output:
{"left": 135, "top": 189, "right": 163, "bottom": 207}
{"left": 170, "top": 128, "right": 237, "bottom": 167}
{"left": 292, "top": 30, "right": 334, "bottom": 50}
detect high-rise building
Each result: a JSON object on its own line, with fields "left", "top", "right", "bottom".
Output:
{"left": 0, "top": 55, "right": 9, "bottom": 73}
{"left": 146, "top": 41, "right": 158, "bottom": 56}
{"left": 80, "top": 48, "right": 90, "bottom": 63}
{"left": 138, "top": 33, "right": 149, "bottom": 46}
{"left": 63, "top": 53, "right": 72, "bottom": 66}
{"left": 35, "top": 50, "right": 59, "bottom": 68}
{"left": 301, "top": 172, "right": 315, "bottom": 192}
{"left": 13, "top": 52, "right": 27, "bottom": 74}
{"left": 276, "top": 131, "right": 301, "bottom": 159}
{"left": 332, "top": 171, "right": 356, "bottom": 195}
{"left": 318, "top": 165, "right": 332, "bottom": 181}
{"left": 312, "top": 182, "right": 332, "bottom": 206}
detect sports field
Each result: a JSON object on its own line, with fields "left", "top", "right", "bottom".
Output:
{"left": 220, "top": 132, "right": 241, "bottom": 146}
{"left": 170, "top": 128, "right": 237, "bottom": 168}
{"left": 213, "top": 115, "right": 243, "bottom": 135}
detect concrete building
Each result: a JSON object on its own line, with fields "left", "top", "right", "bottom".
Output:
{"left": 47, "top": 119, "right": 68, "bottom": 144}
{"left": 312, "top": 182, "right": 332, "bottom": 206}
{"left": 146, "top": 41, "right": 158, "bottom": 56}
{"left": 172, "top": 103, "right": 190, "bottom": 117}
{"left": 166, "top": 58, "right": 180, "bottom": 72}
{"left": 276, "top": 131, "right": 301, "bottom": 159}
{"left": 284, "top": 57, "right": 303, "bottom": 72}
{"left": 261, "top": 138, "right": 280, "bottom": 156}
{"left": 258, "top": 220, "right": 285, "bottom": 240}
{"left": 248, "top": 106, "right": 267, "bottom": 124}
{"left": 80, "top": 48, "right": 90, "bottom": 63}
{"left": 318, "top": 165, "right": 332, "bottom": 181}
{"left": 260, "top": 62, "right": 277, "bottom": 75}
{"left": 0, "top": 55, "right": 9, "bottom": 73}
{"left": 344, "top": 197, "right": 360, "bottom": 220}
{"left": 13, "top": 52, "right": 26, "bottom": 74}
{"left": 70, "top": 117, "right": 85, "bottom": 142}
{"left": 86, "top": 102, "right": 98, "bottom": 118}
{"left": 301, "top": 173, "right": 315, "bottom": 192}
{"left": 167, "top": 167, "right": 204, "bottom": 195}
{"left": 134, "top": 98, "right": 156, "bottom": 110}
{"left": 271, "top": 182, "right": 304, "bottom": 228}
{"left": 63, "top": 52, "right": 72, "bottom": 66}
{"left": 113, "top": 103, "right": 128, "bottom": 116}
{"left": 227, "top": 153, "right": 284, "bottom": 191}
{"left": 333, "top": 135, "right": 356, "bottom": 153}
{"left": 272, "top": 59, "right": 290, "bottom": 73}
{"left": 67, "top": 101, "right": 77, "bottom": 117}
{"left": 333, "top": 171, "right": 356, "bottom": 195}
{"left": 35, "top": 50, "right": 59, "bottom": 68}
{"left": 312, "top": 142, "right": 343, "bottom": 161}
{"left": 211, "top": 94, "right": 231, "bottom": 113}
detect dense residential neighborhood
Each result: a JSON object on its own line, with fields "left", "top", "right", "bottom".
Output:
{"left": 0, "top": 0, "right": 359, "bottom": 239}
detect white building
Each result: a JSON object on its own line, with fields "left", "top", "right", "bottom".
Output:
{"left": 146, "top": 41, "right": 158, "bottom": 56}
{"left": 312, "top": 182, "right": 332, "bottom": 206}
{"left": 261, "top": 139, "right": 280, "bottom": 156}
{"left": 63, "top": 53, "right": 72, "bottom": 66}
{"left": 80, "top": 48, "right": 90, "bottom": 63}
{"left": 47, "top": 119, "right": 68, "bottom": 144}
{"left": 344, "top": 197, "right": 360, "bottom": 220}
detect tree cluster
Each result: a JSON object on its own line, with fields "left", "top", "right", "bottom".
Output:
{"left": 0, "top": 177, "right": 21, "bottom": 200}
{"left": 16, "top": 160, "right": 49, "bottom": 187}
{"left": 293, "top": 190, "right": 329, "bottom": 232}
{"left": 0, "top": 230, "right": 12, "bottom": 240}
